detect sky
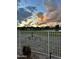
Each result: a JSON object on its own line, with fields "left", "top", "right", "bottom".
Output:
{"left": 17, "top": 0, "right": 61, "bottom": 13}
{"left": 17, "top": 0, "right": 61, "bottom": 23}
{"left": 18, "top": 0, "right": 45, "bottom": 13}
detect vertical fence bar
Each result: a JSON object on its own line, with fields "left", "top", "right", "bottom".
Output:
{"left": 17, "top": 30, "right": 61, "bottom": 59}
{"left": 48, "top": 31, "right": 50, "bottom": 59}
{"left": 18, "top": 30, "right": 20, "bottom": 48}
{"left": 18, "top": 30, "right": 21, "bottom": 55}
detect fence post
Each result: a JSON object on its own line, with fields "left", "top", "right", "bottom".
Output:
{"left": 18, "top": 31, "right": 21, "bottom": 48}
{"left": 48, "top": 31, "right": 50, "bottom": 59}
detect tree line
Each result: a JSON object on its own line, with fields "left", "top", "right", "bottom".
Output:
{"left": 17, "top": 25, "right": 61, "bottom": 31}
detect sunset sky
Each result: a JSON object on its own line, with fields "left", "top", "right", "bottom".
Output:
{"left": 17, "top": 0, "right": 61, "bottom": 27}
{"left": 17, "top": 0, "right": 61, "bottom": 13}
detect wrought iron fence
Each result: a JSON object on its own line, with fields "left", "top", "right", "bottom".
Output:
{"left": 17, "top": 30, "right": 61, "bottom": 59}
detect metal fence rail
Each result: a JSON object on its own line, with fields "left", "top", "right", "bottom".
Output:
{"left": 17, "top": 30, "right": 61, "bottom": 59}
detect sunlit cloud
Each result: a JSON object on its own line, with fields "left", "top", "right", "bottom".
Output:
{"left": 17, "top": 0, "right": 61, "bottom": 27}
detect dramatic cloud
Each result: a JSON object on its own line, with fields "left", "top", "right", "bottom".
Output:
{"left": 17, "top": 0, "right": 61, "bottom": 27}
{"left": 44, "top": 0, "right": 61, "bottom": 22}
{"left": 17, "top": 8, "right": 32, "bottom": 22}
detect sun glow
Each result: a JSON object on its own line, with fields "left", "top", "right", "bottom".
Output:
{"left": 17, "top": 15, "right": 60, "bottom": 27}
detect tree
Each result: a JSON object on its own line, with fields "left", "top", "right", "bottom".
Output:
{"left": 54, "top": 25, "right": 60, "bottom": 31}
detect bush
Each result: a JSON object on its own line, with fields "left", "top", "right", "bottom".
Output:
{"left": 22, "top": 46, "right": 31, "bottom": 57}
